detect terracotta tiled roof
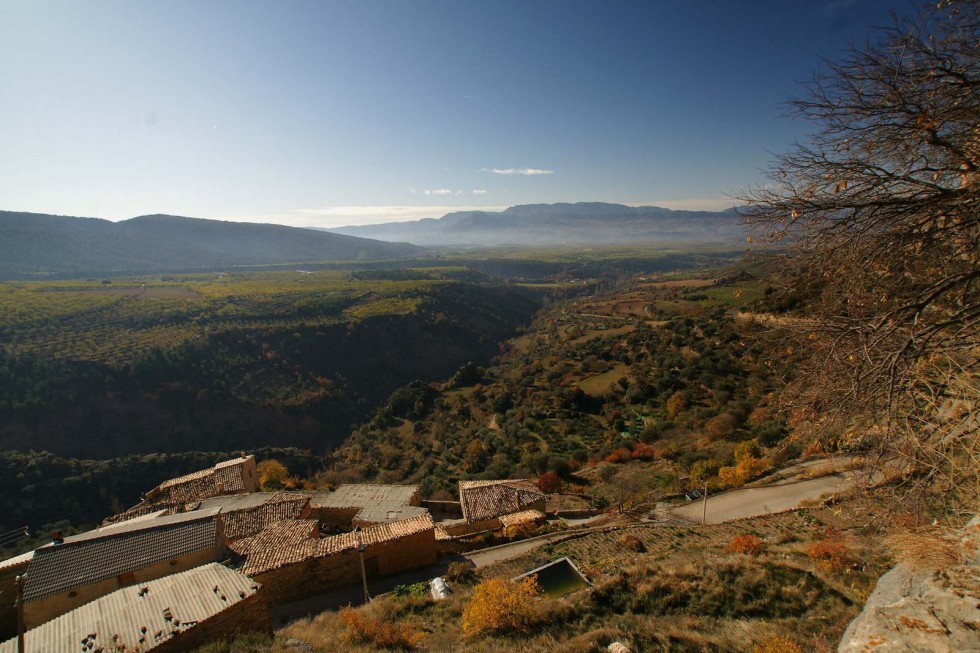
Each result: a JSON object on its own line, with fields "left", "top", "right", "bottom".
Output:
{"left": 458, "top": 480, "right": 546, "bottom": 523}
{"left": 499, "top": 509, "right": 547, "bottom": 528}
{"left": 230, "top": 519, "right": 318, "bottom": 557}
{"left": 434, "top": 526, "right": 452, "bottom": 541}
{"left": 0, "top": 549, "right": 34, "bottom": 574}
{"left": 220, "top": 494, "right": 311, "bottom": 541}
{"left": 0, "top": 563, "right": 261, "bottom": 653}
{"left": 137, "top": 456, "right": 255, "bottom": 508}
{"left": 23, "top": 509, "right": 222, "bottom": 603}
{"left": 240, "top": 513, "right": 434, "bottom": 576}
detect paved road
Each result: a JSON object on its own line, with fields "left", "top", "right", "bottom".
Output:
{"left": 671, "top": 470, "right": 858, "bottom": 524}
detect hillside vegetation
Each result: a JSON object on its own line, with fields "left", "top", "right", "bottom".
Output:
{"left": 333, "top": 263, "right": 793, "bottom": 504}
{"left": 0, "top": 211, "right": 420, "bottom": 279}
{"left": 0, "top": 269, "right": 541, "bottom": 460}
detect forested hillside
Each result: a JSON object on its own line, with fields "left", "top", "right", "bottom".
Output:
{"left": 333, "top": 266, "right": 794, "bottom": 501}
{"left": 0, "top": 211, "right": 420, "bottom": 279}
{"left": 0, "top": 271, "right": 541, "bottom": 458}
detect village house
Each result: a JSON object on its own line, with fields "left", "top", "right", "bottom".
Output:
{"left": 125, "top": 455, "right": 259, "bottom": 516}
{"left": 310, "top": 483, "right": 426, "bottom": 530}
{"left": 230, "top": 513, "right": 437, "bottom": 603}
{"left": 0, "top": 563, "right": 268, "bottom": 653}
{"left": 19, "top": 508, "right": 226, "bottom": 628}
{"left": 439, "top": 479, "right": 547, "bottom": 537}
{"left": 195, "top": 491, "right": 313, "bottom": 541}
{"left": 0, "top": 469, "right": 446, "bottom": 646}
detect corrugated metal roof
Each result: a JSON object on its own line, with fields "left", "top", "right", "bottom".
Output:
{"left": 198, "top": 493, "right": 275, "bottom": 512}
{"left": 311, "top": 484, "right": 420, "bottom": 524}
{"left": 66, "top": 508, "right": 220, "bottom": 545}
{"left": 312, "top": 484, "right": 418, "bottom": 509}
{"left": 459, "top": 480, "right": 546, "bottom": 523}
{"left": 0, "top": 563, "right": 261, "bottom": 653}
{"left": 24, "top": 509, "right": 221, "bottom": 603}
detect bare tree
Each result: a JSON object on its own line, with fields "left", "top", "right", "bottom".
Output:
{"left": 738, "top": 1, "right": 979, "bottom": 517}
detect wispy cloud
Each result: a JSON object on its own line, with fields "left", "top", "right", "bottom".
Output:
{"left": 472, "top": 189, "right": 486, "bottom": 194}
{"left": 489, "top": 167, "right": 554, "bottom": 176}
{"left": 424, "top": 188, "right": 453, "bottom": 195}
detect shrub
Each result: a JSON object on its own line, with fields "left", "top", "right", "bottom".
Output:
{"left": 807, "top": 531, "right": 853, "bottom": 572}
{"left": 620, "top": 533, "right": 646, "bottom": 552}
{"left": 339, "top": 606, "right": 424, "bottom": 650}
{"left": 726, "top": 534, "right": 764, "bottom": 555}
{"left": 392, "top": 582, "right": 429, "bottom": 598}
{"left": 604, "top": 447, "right": 632, "bottom": 464}
{"left": 256, "top": 459, "right": 288, "bottom": 491}
{"left": 461, "top": 576, "right": 541, "bottom": 637}
{"left": 537, "top": 470, "right": 563, "bottom": 493}
{"left": 630, "top": 442, "right": 657, "bottom": 461}
{"left": 666, "top": 391, "right": 687, "bottom": 418}
{"left": 689, "top": 458, "right": 722, "bottom": 484}
{"left": 704, "top": 412, "right": 737, "bottom": 440}
{"left": 445, "top": 560, "right": 476, "bottom": 584}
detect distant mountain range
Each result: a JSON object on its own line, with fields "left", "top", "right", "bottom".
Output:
{"left": 327, "top": 202, "right": 746, "bottom": 246}
{"left": 0, "top": 212, "right": 420, "bottom": 279}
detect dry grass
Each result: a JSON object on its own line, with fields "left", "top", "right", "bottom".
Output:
{"left": 886, "top": 528, "right": 960, "bottom": 569}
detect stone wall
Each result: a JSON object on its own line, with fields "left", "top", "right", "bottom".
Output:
{"left": 440, "top": 517, "right": 501, "bottom": 538}
{"left": 311, "top": 506, "right": 360, "bottom": 532}
{"left": 422, "top": 500, "right": 463, "bottom": 518}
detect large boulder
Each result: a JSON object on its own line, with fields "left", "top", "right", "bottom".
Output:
{"left": 838, "top": 516, "right": 980, "bottom": 652}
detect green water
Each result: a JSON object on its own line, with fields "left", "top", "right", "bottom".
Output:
{"left": 526, "top": 559, "right": 588, "bottom": 597}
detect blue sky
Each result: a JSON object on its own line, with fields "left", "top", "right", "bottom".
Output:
{"left": 1, "top": 1, "right": 912, "bottom": 227}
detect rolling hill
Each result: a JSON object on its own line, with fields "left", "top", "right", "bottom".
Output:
{"left": 0, "top": 211, "right": 421, "bottom": 279}
{"left": 328, "top": 202, "right": 747, "bottom": 246}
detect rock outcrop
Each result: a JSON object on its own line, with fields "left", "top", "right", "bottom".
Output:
{"left": 838, "top": 516, "right": 980, "bottom": 652}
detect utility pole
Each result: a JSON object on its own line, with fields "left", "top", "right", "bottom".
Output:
{"left": 354, "top": 527, "right": 369, "bottom": 603}
{"left": 15, "top": 574, "right": 26, "bottom": 653}
{"left": 701, "top": 482, "right": 708, "bottom": 525}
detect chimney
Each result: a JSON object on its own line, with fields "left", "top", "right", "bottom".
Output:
{"left": 51, "top": 530, "right": 64, "bottom": 545}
